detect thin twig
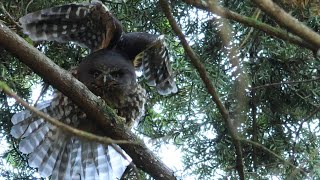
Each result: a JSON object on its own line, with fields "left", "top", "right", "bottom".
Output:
{"left": 0, "top": 2, "right": 21, "bottom": 28}
{"left": 33, "top": 83, "right": 49, "bottom": 106}
{"left": 252, "top": 0, "right": 320, "bottom": 48}
{"left": 1, "top": 81, "right": 135, "bottom": 165}
{"left": 295, "top": 106, "right": 320, "bottom": 142}
{"left": 238, "top": 9, "right": 261, "bottom": 50}
{"left": 159, "top": 1, "right": 245, "bottom": 179}
{"left": 182, "top": 0, "right": 315, "bottom": 51}
{"left": 0, "top": 81, "right": 134, "bottom": 146}
{"left": 250, "top": 83, "right": 258, "bottom": 171}
{"left": 25, "top": 0, "right": 34, "bottom": 15}
{"left": 290, "top": 105, "right": 320, "bottom": 174}
{"left": 240, "top": 138, "right": 308, "bottom": 176}
{"left": 251, "top": 77, "right": 320, "bottom": 90}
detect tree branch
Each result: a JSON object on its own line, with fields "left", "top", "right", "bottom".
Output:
{"left": 251, "top": 0, "right": 320, "bottom": 49}
{"left": 0, "top": 2, "right": 20, "bottom": 28}
{"left": 250, "top": 84, "right": 258, "bottom": 172}
{"left": 159, "top": 1, "right": 245, "bottom": 179}
{"left": 182, "top": 0, "right": 315, "bottom": 51}
{"left": 240, "top": 138, "right": 308, "bottom": 176}
{"left": 0, "top": 22, "right": 176, "bottom": 180}
{"left": 0, "top": 81, "right": 135, "bottom": 162}
{"left": 295, "top": 106, "right": 320, "bottom": 143}
{"left": 251, "top": 77, "right": 320, "bottom": 90}
{"left": 238, "top": 9, "right": 261, "bottom": 50}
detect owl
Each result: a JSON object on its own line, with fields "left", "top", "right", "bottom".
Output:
{"left": 19, "top": 0, "right": 177, "bottom": 95}
{"left": 11, "top": 49, "right": 146, "bottom": 179}
{"left": 12, "top": 1, "right": 178, "bottom": 179}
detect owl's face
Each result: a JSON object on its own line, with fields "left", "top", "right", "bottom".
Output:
{"left": 77, "top": 50, "right": 137, "bottom": 96}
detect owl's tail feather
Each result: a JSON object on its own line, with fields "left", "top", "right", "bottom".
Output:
{"left": 11, "top": 99, "right": 129, "bottom": 179}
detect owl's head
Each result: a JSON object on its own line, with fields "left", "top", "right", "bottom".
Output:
{"left": 77, "top": 49, "right": 137, "bottom": 96}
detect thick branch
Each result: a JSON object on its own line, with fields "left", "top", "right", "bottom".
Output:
{"left": 159, "top": 1, "right": 244, "bottom": 179}
{"left": 182, "top": 0, "right": 315, "bottom": 51}
{"left": 0, "top": 22, "right": 176, "bottom": 180}
{"left": 252, "top": 0, "right": 320, "bottom": 48}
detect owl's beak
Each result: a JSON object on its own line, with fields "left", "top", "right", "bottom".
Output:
{"left": 103, "top": 74, "right": 107, "bottom": 83}
{"left": 102, "top": 74, "right": 113, "bottom": 83}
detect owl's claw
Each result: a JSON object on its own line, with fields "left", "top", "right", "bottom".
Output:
{"left": 115, "top": 116, "right": 126, "bottom": 125}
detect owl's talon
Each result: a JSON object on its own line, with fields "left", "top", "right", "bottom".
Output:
{"left": 118, "top": 116, "right": 126, "bottom": 124}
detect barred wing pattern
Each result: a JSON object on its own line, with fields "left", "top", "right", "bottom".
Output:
{"left": 137, "top": 36, "right": 177, "bottom": 95}
{"left": 10, "top": 93, "right": 129, "bottom": 180}
{"left": 117, "top": 33, "right": 177, "bottom": 95}
{"left": 19, "top": 0, "right": 122, "bottom": 51}
{"left": 19, "top": 1, "right": 178, "bottom": 95}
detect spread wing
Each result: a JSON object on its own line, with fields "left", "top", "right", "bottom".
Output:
{"left": 116, "top": 32, "right": 178, "bottom": 95}
{"left": 19, "top": 0, "right": 123, "bottom": 51}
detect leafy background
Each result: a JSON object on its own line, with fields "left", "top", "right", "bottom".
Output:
{"left": 1, "top": 0, "right": 320, "bottom": 179}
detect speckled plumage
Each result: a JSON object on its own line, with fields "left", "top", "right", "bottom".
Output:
{"left": 11, "top": 50, "right": 146, "bottom": 180}
{"left": 19, "top": 0, "right": 177, "bottom": 95}
{"left": 14, "top": 1, "right": 177, "bottom": 178}
{"left": 77, "top": 49, "right": 146, "bottom": 126}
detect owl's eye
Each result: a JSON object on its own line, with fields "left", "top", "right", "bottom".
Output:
{"left": 89, "top": 69, "right": 102, "bottom": 78}
{"left": 110, "top": 71, "right": 124, "bottom": 79}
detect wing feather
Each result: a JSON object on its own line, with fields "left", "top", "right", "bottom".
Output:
{"left": 117, "top": 32, "right": 178, "bottom": 95}
{"left": 19, "top": 0, "right": 122, "bottom": 51}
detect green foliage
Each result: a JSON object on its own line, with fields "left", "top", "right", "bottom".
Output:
{"left": 1, "top": 0, "right": 320, "bottom": 179}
